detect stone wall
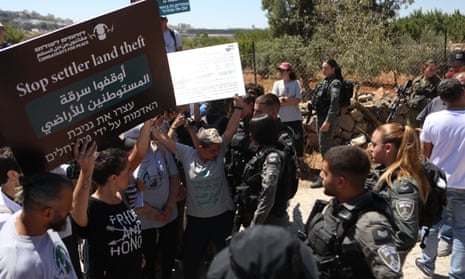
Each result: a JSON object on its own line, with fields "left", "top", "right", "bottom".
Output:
{"left": 301, "top": 90, "right": 409, "bottom": 154}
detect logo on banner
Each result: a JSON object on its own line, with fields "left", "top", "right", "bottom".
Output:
{"left": 92, "top": 23, "right": 114, "bottom": 40}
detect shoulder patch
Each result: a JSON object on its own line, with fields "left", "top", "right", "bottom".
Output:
{"left": 371, "top": 228, "right": 391, "bottom": 245}
{"left": 377, "top": 244, "right": 401, "bottom": 273}
{"left": 395, "top": 199, "right": 415, "bottom": 221}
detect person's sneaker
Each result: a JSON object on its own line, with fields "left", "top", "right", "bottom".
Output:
{"left": 438, "top": 239, "right": 452, "bottom": 257}
{"left": 309, "top": 177, "right": 323, "bottom": 188}
{"left": 415, "top": 258, "right": 433, "bottom": 279}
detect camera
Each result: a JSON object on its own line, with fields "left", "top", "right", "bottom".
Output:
{"left": 182, "top": 111, "right": 196, "bottom": 126}
{"left": 182, "top": 111, "right": 191, "bottom": 119}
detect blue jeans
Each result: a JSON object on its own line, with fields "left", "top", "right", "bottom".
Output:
{"left": 419, "top": 189, "right": 454, "bottom": 273}
{"left": 440, "top": 221, "right": 453, "bottom": 244}
{"left": 448, "top": 189, "right": 465, "bottom": 279}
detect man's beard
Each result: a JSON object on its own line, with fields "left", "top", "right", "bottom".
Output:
{"left": 50, "top": 215, "right": 68, "bottom": 232}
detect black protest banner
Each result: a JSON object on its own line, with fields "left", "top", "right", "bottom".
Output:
{"left": 0, "top": 0, "right": 176, "bottom": 174}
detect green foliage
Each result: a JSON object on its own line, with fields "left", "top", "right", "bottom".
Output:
{"left": 255, "top": 35, "right": 315, "bottom": 91}
{"left": 309, "top": 0, "right": 400, "bottom": 80}
{"left": 2, "top": 23, "right": 25, "bottom": 44}
{"left": 182, "top": 32, "right": 234, "bottom": 50}
{"left": 262, "top": 0, "right": 413, "bottom": 39}
{"left": 392, "top": 29, "right": 446, "bottom": 78}
{"left": 253, "top": 0, "right": 465, "bottom": 88}
{"left": 235, "top": 29, "right": 271, "bottom": 68}
{"left": 392, "top": 9, "right": 465, "bottom": 42}
{"left": 261, "top": 0, "right": 315, "bottom": 39}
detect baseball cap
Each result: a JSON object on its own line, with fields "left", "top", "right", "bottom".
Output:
{"left": 207, "top": 225, "right": 319, "bottom": 279}
{"left": 277, "top": 62, "right": 292, "bottom": 71}
{"left": 0, "top": 22, "right": 4, "bottom": 28}
{"left": 197, "top": 128, "right": 223, "bottom": 145}
{"left": 447, "top": 49, "right": 465, "bottom": 67}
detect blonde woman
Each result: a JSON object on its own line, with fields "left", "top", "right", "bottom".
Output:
{"left": 369, "top": 123, "right": 429, "bottom": 265}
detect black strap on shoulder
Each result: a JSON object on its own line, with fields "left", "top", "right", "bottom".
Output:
{"left": 336, "top": 192, "right": 397, "bottom": 246}
{"left": 168, "top": 28, "right": 177, "bottom": 49}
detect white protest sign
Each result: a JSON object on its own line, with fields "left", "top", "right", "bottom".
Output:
{"left": 168, "top": 42, "right": 246, "bottom": 105}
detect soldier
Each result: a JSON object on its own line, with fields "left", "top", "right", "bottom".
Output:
{"left": 406, "top": 59, "right": 441, "bottom": 128}
{"left": 305, "top": 145, "right": 402, "bottom": 279}
{"left": 369, "top": 123, "right": 429, "bottom": 265}
{"left": 309, "top": 59, "right": 343, "bottom": 188}
{"left": 237, "top": 113, "right": 286, "bottom": 227}
{"left": 252, "top": 94, "right": 297, "bottom": 160}
{"left": 226, "top": 94, "right": 256, "bottom": 191}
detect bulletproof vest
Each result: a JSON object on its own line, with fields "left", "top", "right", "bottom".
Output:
{"left": 228, "top": 121, "right": 256, "bottom": 188}
{"left": 307, "top": 193, "right": 392, "bottom": 279}
{"left": 238, "top": 146, "right": 288, "bottom": 226}
{"left": 313, "top": 76, "right": 338, "bottom": 114}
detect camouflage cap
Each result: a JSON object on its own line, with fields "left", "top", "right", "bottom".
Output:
{"left": 197, "top": 128, "right": 222, "bottom": 145}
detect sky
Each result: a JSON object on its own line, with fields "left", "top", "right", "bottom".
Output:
{"left": 1, "top": 0, "right": 465, "bottom": 30}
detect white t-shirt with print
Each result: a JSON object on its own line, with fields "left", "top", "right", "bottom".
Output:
{"left": 0, "top": 211, "right": 77, "bottom": 279}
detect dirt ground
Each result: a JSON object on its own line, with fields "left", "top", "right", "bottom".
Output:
{"left": 165, "top": 178, "right": 450, "bottom": 279}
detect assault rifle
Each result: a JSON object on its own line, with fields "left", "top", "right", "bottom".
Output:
{"left": 231, "top": 185, "right": 255, "bottom": 235}
{"left": 386, "top": 80, "right": 412, "bottom": 123}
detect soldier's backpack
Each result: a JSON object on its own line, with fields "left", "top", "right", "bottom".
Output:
{"left": 419, "top": 161, "right": 447, "bottom": 248}
{"left": 234, "top": 134, "right": 299, "bottom": 229}
{"left": 275, "top": 127, "right": 299, "bottom": 200}
{"left": 365, "top": 161, "right": 447, "bottom": 249}
{"left": 340, "top": 80, "right": 354, "bottom": 107}
{"left": 312, "top": 79, "right": 354, "bottom": 111}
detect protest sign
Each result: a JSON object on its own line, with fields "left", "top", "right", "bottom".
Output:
{"left": 168, "top": 42, "right": 246, "bottom": 105}
{"left": 0, "top": 0, "right": 176, "bottom": 173}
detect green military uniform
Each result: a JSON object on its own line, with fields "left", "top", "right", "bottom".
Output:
{"left": 306, "top": 191, "right": 402, "bottom": 279}
{"left": 406, "top": 75, "right": 441, "bottom": 128}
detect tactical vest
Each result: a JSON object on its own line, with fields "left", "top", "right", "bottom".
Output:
{"left": 408, "top": 75, "right": 441, "bottom": 109}
{"left": 306, "top": 192, "right": 394, "bottom": 279}
{"left": 227, "top": 120, "right": 256, "bottom": 189}
{"left": 237, "top": 146, "right": 288, "bottom": 227}
{"left": 312, "top": 76, "right": 339, "bottom": 115}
